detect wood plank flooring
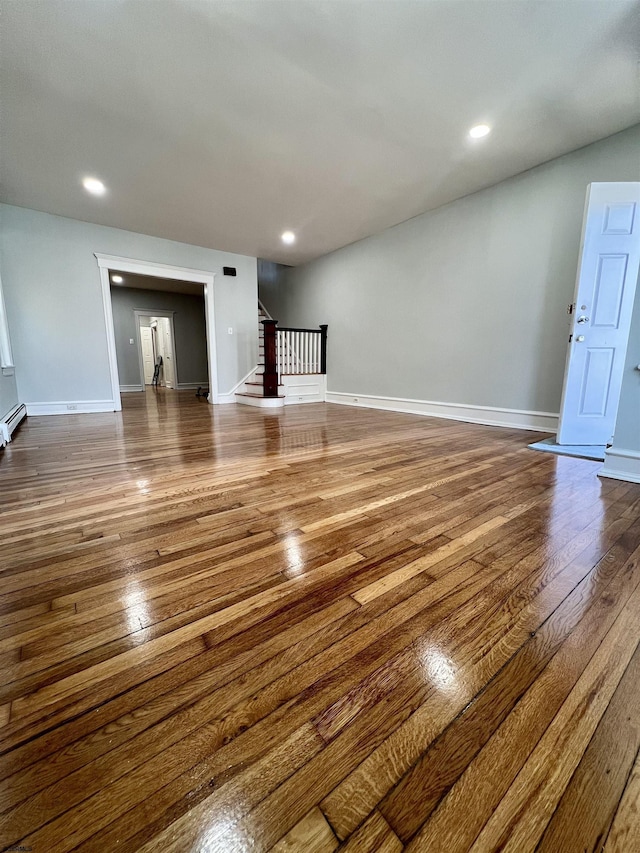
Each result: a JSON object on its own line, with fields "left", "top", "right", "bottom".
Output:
{"left": 1, "top": 388, "right": 639, "bottom": 852}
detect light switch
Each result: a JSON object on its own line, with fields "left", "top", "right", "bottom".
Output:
{"left": 228, "top": 327, "right": 233, "bottom": 335}
{"left": 129, "top": 338, "right": 135, "bottom": 345}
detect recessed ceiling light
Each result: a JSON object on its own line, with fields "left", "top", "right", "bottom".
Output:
{"left": 469, "top": 124, "right": 491, "bottom": 139}
{"left": 82, "top": 176, "right": 107, "bottom": 196}
{"left": 111, "top": 275, "right": 123, "bottom": 284}
{"left": 281, "top": 231, "right": 296, "bottom": 245}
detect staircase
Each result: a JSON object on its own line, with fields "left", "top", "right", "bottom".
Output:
{"left": 234, "top": 304, "right": 286, "bottom": 407}
{"left": 235, "top": 303, "right": 327, "bottom": 408}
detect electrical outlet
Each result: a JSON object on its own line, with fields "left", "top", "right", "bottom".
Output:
{"left": 67, "top": 404, "right": 78, "bottom": 411}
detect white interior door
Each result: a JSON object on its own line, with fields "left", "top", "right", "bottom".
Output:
{"left": 140, "top": 326, "right": 155, "bottom": 385}
{"left": 557, "top": 182, "right": 640, "bottom": 446}
{"left": 158, "top": 318, "right": 175, "bottom": 388}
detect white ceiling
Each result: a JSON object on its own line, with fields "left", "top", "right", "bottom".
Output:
{"left": 1, "top": 1, "right": 639, "bottom": 265}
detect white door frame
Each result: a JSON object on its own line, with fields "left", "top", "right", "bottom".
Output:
{"left": 95, "top": 253, "right": 218, "bottom": 411}
{"left": 134, "top": 310, "right": 178, "bottom": 388}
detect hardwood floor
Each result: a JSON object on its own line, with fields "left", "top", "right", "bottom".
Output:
{"left": 1, "top": 387, "right": 639, "bottom": 852}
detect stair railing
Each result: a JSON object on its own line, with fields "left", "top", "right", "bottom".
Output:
{"left": 262, "top": 320, "right": 279, "bottom": 397}
{"left": 261, "top": 320, "right": 327, "bottom": 397}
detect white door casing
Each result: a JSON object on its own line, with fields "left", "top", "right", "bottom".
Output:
{"left": 133, "top": 309, "right": 177, "bottom": 390}
{"left": 557, "top": 182, "right": 640, "bottom": 445}
{"left": 140, "top": 326, "right": 155, "bottom": 385}
{"left": 95, "top": 254, "right": 217, "bottom": 410}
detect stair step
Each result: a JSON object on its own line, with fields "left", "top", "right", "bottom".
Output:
{"left": 245, "top": 381, "right": 283, "bottom": 388}
{"left": 236, "top": 392, "right": 285, "bottom": 399}
{"left": 235, "top": 393, "right": 285, "bottom": 409}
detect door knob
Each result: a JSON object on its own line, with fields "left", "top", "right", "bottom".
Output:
{"left": 576, "top": 316, "right": 589, "bottom": 324}
{"left": 576, "top": 335, "right": 585, "bottom": 342}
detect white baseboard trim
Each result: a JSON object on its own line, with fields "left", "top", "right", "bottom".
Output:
{"left": 325, "top": 391, "right": 558, "bottom": 433}
{"left": 120, "top": 384, "right": 143, "bottom": 393}
{"left": 174, "top": 382, "right": 209, "bottom": 391}
{"left": 26, "top": 400, "right": 117, "bottom": 416}
{"left": 599, "top": 447, "right": 640, "bottom": 484}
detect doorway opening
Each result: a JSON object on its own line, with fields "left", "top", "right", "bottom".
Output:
{"left": 95, "top": 255, "right": 217, "bottom": 410}
{"left": 109, "top": 274, "right": 209, "bottom": 399}
{"left": 137, "top": 313, "right": 177, "bottom": 389}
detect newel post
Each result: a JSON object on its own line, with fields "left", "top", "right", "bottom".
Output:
{"left": 262, "top": 319, "right": 279, "bottom": 397}
{"left": 319, "top": 324, "right": 328, "bottom": 375}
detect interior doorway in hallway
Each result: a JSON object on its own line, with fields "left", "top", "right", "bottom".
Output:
{"left": 137, "top": 313, "right": 176, "bottom": 389}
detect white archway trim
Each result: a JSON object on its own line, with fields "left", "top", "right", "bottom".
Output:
{"left": 94, "top": 254, "right": 218, "bottom": 410}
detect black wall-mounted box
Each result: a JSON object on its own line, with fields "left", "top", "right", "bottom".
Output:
{"left": 223, "top": 267, "right": 237, "bottom": 276}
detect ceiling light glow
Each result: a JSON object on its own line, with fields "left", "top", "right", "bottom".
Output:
{"left": 281, "top": 231, "right": 296, "bottom": 245}
{"left": 111, "top": 275, "right": 123, "bottom": 283}
{"left": 82, "top": 176, "right": 107, "bottom": 195}
{"left": 469, "top": 124, "right": 491, "bottom": 139}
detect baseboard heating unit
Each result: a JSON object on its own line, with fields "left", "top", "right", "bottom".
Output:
{"left": 0, "top": 403, "right": 27, "bottom": 446}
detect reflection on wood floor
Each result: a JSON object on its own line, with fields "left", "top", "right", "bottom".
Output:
{"left": 1, "top": 388, "right": 639, "bottom": 852}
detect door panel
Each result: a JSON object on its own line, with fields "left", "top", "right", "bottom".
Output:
{"left": 591, "top": 255, "right": 628, "bottom": 328}
{"left": 140, "top": 326, "right": 155, "bottom": 385}
{"left": 159, "top": 318, "right": 175, "bottom": 388}
{"left": 603, "top": 202, "right": 636, "bottom": 235}
{"left": 579, "top": 349, "right": 614, "bottom": 416}
{"left": 557, "top": 183, "right": 640, "bottom": 445}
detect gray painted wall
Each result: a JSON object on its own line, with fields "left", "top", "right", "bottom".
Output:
{"left": 271, "top": 124, "right": 640, "bottom": 416}
{"left": 258, "top": 259, "right": 291, "bottom": 320}
{"left": 0, "top": 204, "right": 257, "bottom": 405}
{"left": 110, "top": 286, "right": 208, "bottom": 388}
